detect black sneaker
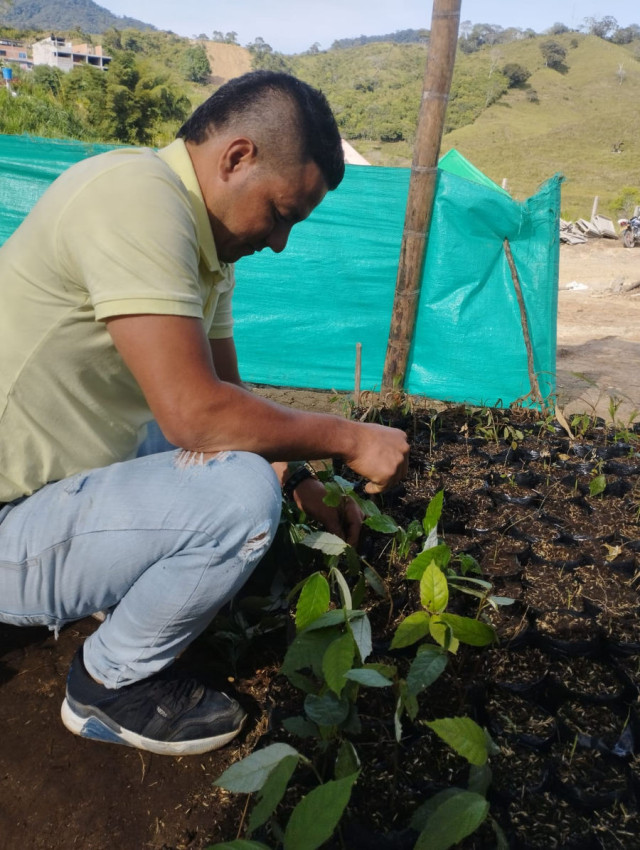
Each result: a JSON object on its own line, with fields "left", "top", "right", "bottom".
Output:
{"left": 61, "top": 648, "right": 246, "bottom": 755}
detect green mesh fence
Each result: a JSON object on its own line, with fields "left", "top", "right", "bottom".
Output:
{"left": 0, "top": 133, "right": 560, "bottom": 405}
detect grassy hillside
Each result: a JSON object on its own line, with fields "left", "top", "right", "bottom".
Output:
{"left": 287, "top": 31, "right": 640, "bottom": 220}
{"left": 2, "top": 22, "right": 638, "bottom": 220}
{"left": 228, "top": 31, "right": 638, "bottom": 219}
{"left": 439, "top": 33, "right": 640, "bottom": 219}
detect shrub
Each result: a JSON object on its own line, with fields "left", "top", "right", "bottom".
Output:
{"left": 502, "top": 62, "right": 531, "bottom": 87}
{"left": 540, "top": 40, "right": 567, "bottom": 70}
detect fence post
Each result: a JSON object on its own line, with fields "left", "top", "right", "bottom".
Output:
{"left": 381, "top": 0, "right": 461, "bottom": 394}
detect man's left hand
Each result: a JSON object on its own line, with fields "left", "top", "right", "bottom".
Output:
{"left": 291, "top": 477, "right": 364, "bottom": 548}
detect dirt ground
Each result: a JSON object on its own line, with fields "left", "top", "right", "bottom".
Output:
{"left": 556, "top": 238, "right": 640, "bottom": 424}
{"left": 1, "top": 236, "right": 639, "bottom": 850}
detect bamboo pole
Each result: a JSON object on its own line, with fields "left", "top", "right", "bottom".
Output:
{"left": 381, "top": 0, "right": 461, "bottom": 393}
{"left": 354, "top": 342, "right": 362, "bottom": 407}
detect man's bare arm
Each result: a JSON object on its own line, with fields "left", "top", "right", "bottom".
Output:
{"left": 106, "top": 314, "right": 409, "bottom": 492}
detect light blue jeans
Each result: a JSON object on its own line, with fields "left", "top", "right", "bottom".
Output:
{"left": 0, "top": 424, "right": 281, "bottom": 688}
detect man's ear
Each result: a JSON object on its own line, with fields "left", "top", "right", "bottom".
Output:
{"left": 219, "top": 137, "right": 258, "bottom": 181}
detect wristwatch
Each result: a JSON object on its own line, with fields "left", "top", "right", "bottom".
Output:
{"left": 283, "top": 461, "right": 318, "bottom": 500}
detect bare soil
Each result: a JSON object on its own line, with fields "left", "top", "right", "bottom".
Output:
{"left": 201, "top": 42, "right": 251, "bottom": 87}
{"left": 556, "top": 238, "right": 640, "bottom": 424}
{"left": 1, "top": 237, "right": 639, "bottom": 850}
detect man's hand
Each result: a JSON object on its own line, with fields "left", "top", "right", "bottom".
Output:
{"left": 292, "top": 477, "right": 364, "bottom": 547}
{"left": 343, "top": 422, "right": 410, "bottom": 494}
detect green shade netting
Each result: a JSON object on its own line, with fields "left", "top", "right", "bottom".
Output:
{"left": 0, "top": 133, "right": 560, "bottom": 405}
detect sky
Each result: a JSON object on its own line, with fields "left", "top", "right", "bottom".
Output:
{"left": 102, "top": 1, "right": 638, "bottom": 54}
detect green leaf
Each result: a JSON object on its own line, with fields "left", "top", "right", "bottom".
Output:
{"left": 468, "top": 763, "right": 492, "bottom": 797}
{"left": 302, "top": 609, "right": 365, "bottom": 632}
{"left": 304, "top": 691, "right": 350, "bottom": 726}
{"left": 301, "top": 531, "right": 348, "bottom": 557}
{"left": 458, "top": 553, "right": 481, "bottom": 575}
{"left": 282, "top": 716, "right": 319, "bottom": 739}
{"left": 295, "top": 573, "right": 330, "bottom": 632}
{"left": 247, "top": 754, "right": 298, "bottom": 835}
{"left": 406, "top": 645, "right": 448, "bottom": 696}
{"left": 487, "top": 595, "right": 516, "bottom": 608}
{"left": 282, "top": 628, "right": 341, "bottom": 680}
{"left": 209, "top": 840, "right": 272, "bottom": 849}
{"left": 420, "top": 561, "right": 449, "bottom": 613}
{"left": 363, "top": 564, "right": 387, "bottom": 598}
{"left": 351, "top": 573, "right": 366, "bottom": 608}
{"left": 425, "top": 717, "right": 489, "bottom": 766}
{"left": 413, "top": 790, "right": 490, "bottom": 850}
{"left": 438, "top": 613, "right": 496, "bottom": 646}
{"left": 391, "top": 610, "right": 431, "bottom": 649}
{"left": 447, "top": 575, "right": 492, "bottom": 590}
{"left": 406, "top": 545, "right": 452, "bottom": 579}
{"left": 399, "top": 679, "right": 419, "bottom": 721}
{"left": 330, "top": 566, "right": 352, "bottom": 610}
{"left": 344, "top": 667, "right": 393, "bottom": 687}
{"left": 331, "top": 474, "right": 354, "bottom": 491}
{"left": 429, "top": 618, "right": 459, "bottom": 653}
{"left": 349, "top": 613, "right": 372, "bottom": 661}
{"left": 283, "top": 773, "right": 359, "bottom": 850}
{"left": 358, "top": 498, "right": 381, "bottom": 517}
{"left": 322, "top": 480, "right": 344, "bottom": 507}
{"left": 215, "top": 743, "right": 300, "bottom": 793}
{"left": 335, "top": 740, "right": 360, "bottom": 779}
{"left": 589, "top": 474, "right": 606, "bottom": 497}
{"left": 364, "top": 513, "right": 400, "bottom": 534}
{"left": 322, "top": 633, "right": 356, "bottom": 696}
{"left": 423, "top": 489, "right": 444, "bottom": 533}
{"left": 410, "top": 787, "right": 465, "bottom": 831}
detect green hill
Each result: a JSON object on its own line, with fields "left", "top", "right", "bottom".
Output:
{"left": 288, "top": 32, "right": 640, "bottom": 219}
{"left": 1, "top": 0, "right": 154, "bottom": 33}
{"left": 439, "top": 33, "right": 640, "bottom": 219}
{"left": 1, "top": 10, "right": 639, "bottom": 220}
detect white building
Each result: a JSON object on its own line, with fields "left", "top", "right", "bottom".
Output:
{"left": 32, "top": 36, "right": 110, "bottom": 72}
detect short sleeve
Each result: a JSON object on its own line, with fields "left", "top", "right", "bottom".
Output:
{"left": 208, "top": 275, "right": 235, "bottom": 339}
{"left": 56, "top": 151, "right": 204, "bottom": 321}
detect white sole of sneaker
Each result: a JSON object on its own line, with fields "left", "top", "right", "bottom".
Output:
{"left": 60, "top": 698, "right": 245, "bottom": 756}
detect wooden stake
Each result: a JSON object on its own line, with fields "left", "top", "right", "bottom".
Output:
{"left": 381, "top": 0, "right": 461, "bottom": 393}
{"left": 503, "top": 238, "right": 551, "bottom": 414}
{"left": 354, "top": 342, "right": 362, "bottom": 406}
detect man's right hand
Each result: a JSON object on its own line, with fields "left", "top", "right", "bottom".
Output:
{"left": 343, "top": 421, "right": 410, "bottom": 494}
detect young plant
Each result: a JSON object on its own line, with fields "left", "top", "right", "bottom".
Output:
{"left": 210, "top": 742, "right": 359, "bottom": 850}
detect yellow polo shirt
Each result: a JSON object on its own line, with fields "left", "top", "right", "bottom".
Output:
{"left": 0, "top": 138, "right": 234, "bottom": 500}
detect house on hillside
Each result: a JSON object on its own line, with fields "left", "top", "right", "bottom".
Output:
{"left": 0, "top": 39, "right": 33, "bottom": 71}
{"left": 32, "top": 35, "right": 111, "bottom": 72}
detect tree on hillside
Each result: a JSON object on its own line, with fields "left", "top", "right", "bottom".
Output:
{"left": 31, "top": 63, "right": 63, "bottom": 96}
{"left": 611, "top": 24, "right": 640, "bottom": 44}
{"left": 540, "top": 40, "right": 567, "bottom": 70}
{"left": 502, "top": 62, "right": 530, "bottom": 87}
{"left": 247, "top": 37, "right": 292, "bottom": 72}
{"left": 179, "top": 45, "right": 210, "bottom": 83}
{"left": 547, "top": 23, "right": 570, "bottom": 35}
{"left": 583, "top": 16, "right": 618, "bottom": 40}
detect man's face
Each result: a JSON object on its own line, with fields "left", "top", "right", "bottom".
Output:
{"left": 207, "top": 157, "right": 328, "bottom": 265}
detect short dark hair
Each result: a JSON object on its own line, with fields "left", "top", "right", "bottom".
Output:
{"left": 177, "top": 71, "right": 345, "bottom": 191}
